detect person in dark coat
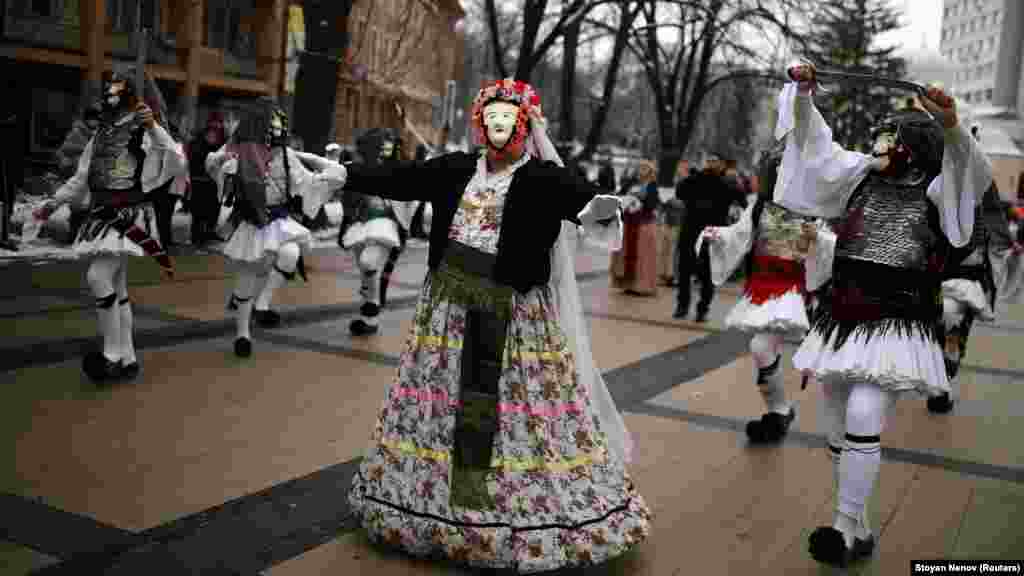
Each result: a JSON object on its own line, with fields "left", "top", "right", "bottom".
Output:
{"left": 187, "top": 112, "right": 227, "bottom": 246}
{"left": 674, "top": 153, "right": 748, "bottom": 321}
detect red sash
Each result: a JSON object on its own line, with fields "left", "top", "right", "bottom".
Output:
{"left": 106, "top": 209, "right": 175, "bottom": 275}
{"left": 744, "top": 254, "right": 805, "bottom": 304}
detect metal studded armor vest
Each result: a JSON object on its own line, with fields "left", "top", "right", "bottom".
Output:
{"left": 812, "top": 176, "right": 948, "bottom": 350}
{"left": 835, "top": 176, "right": 945, "bottom": 272}
{"left": 88, "top": 114, "right": 147, "bottom": 207}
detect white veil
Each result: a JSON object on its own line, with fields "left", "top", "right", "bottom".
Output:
{"left": 526, "top": 121, "right": 635, "bottom": 464}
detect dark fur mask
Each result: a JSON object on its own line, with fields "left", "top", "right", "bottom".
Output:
{"left": 870, "top": 110, "right": 944, "bottom": 182}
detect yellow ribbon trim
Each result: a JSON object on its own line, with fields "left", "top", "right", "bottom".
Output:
{"left": 378, "top": 438, "right": 606, "bottom": 472}
{"left": 412, "top": 335, "right": 564, "bottom": 362}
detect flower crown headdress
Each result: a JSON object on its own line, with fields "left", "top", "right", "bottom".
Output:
{"left": 470, "top": 78, "right": 542, "bottom": 157}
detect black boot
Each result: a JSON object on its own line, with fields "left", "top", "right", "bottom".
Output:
{"left": 695, "top": 304, "right": 710, "bottom": 323}
{"left": 82, "top": 351, "right": 122, "bottom": 383}
{"left": 745, "top": 409, "right": 796, "bottom": 443}
{"left": 234, "top": 337, "right": 252, "bottom": 358}
{"left": 927, "top": 392, "right": 954, "bottom": 414}
{"left": 808, "top": 527, "right": 875, "bottom": 567}
{"left": 349, "top": 303, "right": 380, "bottom": 336}
{"left": 120, "top": 361, "right": 140, "bottom": 380}
{"left": 253, "top": 309, "right": 281, "bottom": 328}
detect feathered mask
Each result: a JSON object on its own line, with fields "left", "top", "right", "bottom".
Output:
{"left": 471, "top": 78, "right": 542, "bottom": 162}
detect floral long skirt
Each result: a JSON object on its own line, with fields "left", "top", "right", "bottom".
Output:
{"left": 348, "top": 269, "right": 651, "bottom": 573}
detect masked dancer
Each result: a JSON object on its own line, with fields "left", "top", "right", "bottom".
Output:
{"left": 697, "top": 141, "right": 835, "bottom": 443}
{"left": 776, "top": 62, "right": 993, "bottom": 567}
{"left": 341, "top": 79, "right": 649, "bottom": 573}
{"left": 33, "top": 69, "right": 187, "bottom": 383}
{"left": 205, "top": 98, "right": 345, "bottom": 358}
{"left": 339, "top": 129, "right": 415, "bottom": 335}
{"left": 928, "top": 124, "right": 1023, "bottom": 413}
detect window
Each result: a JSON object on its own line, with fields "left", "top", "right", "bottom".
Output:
{"left": 205, "top": 0, "right": 255, "bottom": 58}
{"left": 985, "top": 88, "right": 993, "bottom": 101}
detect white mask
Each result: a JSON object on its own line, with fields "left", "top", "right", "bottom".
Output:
{"left": 482, "top": 101, "right": 520, "bottom": 149}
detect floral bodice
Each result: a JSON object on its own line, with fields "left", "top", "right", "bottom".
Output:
{"left": 755, "top": 201, "right": 815, "bottom": 261}
{"left": 448, "top": 154, "right": 530, "bottom": 254}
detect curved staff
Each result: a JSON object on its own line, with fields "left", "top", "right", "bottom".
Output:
{"left": 696, "top": 141, "right": 833, "bottom": 444}
{"left": 205, "top": 98, "right": 345, "bottom": 358}
{"left": 34, "top": 68, "right": 186, "bottom": 383}
{"left": 340, "top": 78, "right": 649, "bottom": 573}
{"left": 776, "top": 61, "right": 993, "bottom": 567}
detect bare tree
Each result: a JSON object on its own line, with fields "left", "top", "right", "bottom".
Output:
{"left": 590, "top": 0, "right": 812, "bottom": 183}
{"left": 577, "top": 1, "right": 642, "bottom": 161}
{"left": 483, "top": 0, "right": 598, "bottom": 81}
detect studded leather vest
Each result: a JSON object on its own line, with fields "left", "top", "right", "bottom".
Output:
{"left": 835, "top": 175, "right": 945, "bottom": 272}
{"left": 88, "top": 114, "right": 146, "bottom": 207}
{"left": 754, "top": 201, "right": 815, "bottom": 261}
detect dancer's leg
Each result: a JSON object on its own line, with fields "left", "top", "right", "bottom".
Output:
{"left": 84, "top": 256, "right": 124, "bottom": 380}
{"left": 810, "top": 380, "right": 890, "bottom": 565}
{"left": 746, "top": 333, "right": 795, "bottom": 442}
{"left": 930, "top": 297, "right": 970, "bottom": 413}
{"left": 230, "top": 268, "right": 262, "bottom": 357}
{"left": 351, "top": 244, "right": 389, "bottom": 335}
{"left": 253, "top": 242, "right": 300, "bottom": 327}
{"left": 114, "top": 256, "right": 139, "bottom": 376}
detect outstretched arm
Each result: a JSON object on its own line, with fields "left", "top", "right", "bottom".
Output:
{"left": 287, "top": 149, "right": 348, "bottom": 218}
{"left": 342, "top": 153, "right": 464, "bottom": 202}
{"left": 774, "top": 63, "right": 879, "bottom": 218}
{"left": 36, "top": 137, "right": 94, "bottom": 219}
{"left": 696, "top": 202, "right": 756, "bottom": 286}
{"left": 921, "top": 85, "right": 994, "bottom": 248}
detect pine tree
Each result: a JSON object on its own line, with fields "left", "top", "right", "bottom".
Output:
{"left": 803, "top": 0, "right": 907, "bottom": 150}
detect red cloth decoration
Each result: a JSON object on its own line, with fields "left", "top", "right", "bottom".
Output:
{"left": 744, "top": 254, "right": 806, "bottom": 305}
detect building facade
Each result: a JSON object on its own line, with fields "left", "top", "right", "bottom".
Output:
{"left": 1, "top": 0, "right": 293, "bottom": 175}
{"left": 940, "top": 0, "right": 1023, "bottom": 110}
{"left": 331, "top": 0, "right": 465, "bottom": 156}
{"left": 1, "top": 0, "right": 464, "bottom": 179}
{"left": 939, "top": 0, "right": 1024, "bottom": 200}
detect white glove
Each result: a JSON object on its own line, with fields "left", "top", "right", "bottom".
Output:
{"left": 578, "top": 194, "right": 622, "bottom": 226}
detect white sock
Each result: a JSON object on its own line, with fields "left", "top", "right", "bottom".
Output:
{"left": 233, "top": 273, "right": 260, "bottom": 340}
{"left": 255, "top": 243, "right": 300, "bottom": 311}
{"left": 115, "top": 259, "right": 135, "bottom": 365}
{"left": 87, "top": 258, "right": 122, "bottom": 363}
{"left": 751, "top": 334, "right": 788, "bottom": 414}
{"left": 98, "top": 296, "right": 122, "bottom": 363}
{"left": 255, "top": 268, "right": 286, "bottom": 311}
{"left": 834, "top": 382, "right": 887, "bottom": 545}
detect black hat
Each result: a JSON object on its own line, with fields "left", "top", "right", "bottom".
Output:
{"left": 872, "top": 109, "right": 944, "bottom": 178}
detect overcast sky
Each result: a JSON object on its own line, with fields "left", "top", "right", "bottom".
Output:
{"left": 877, "top": 0, "right": 943, "bottom": 53}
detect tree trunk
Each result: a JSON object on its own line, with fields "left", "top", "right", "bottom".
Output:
{"left": 579, "top": 1, "right": 637, "bottom": 162}
{"left": 559, "top": 14, "right": 580, "bottom": 146}
{"left": 484, "top": 0, "right": 508, "bottom": 78}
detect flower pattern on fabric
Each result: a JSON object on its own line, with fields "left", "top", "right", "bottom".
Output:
{"left": 350, "top": 209, "right": 651, "bottom": 573}
{"left": 448, "top": 155, "right": 530, "bottom": 254}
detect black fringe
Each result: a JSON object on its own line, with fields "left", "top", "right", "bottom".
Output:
{"left": 810, "top": 302, "right": 944, "bottom": 352}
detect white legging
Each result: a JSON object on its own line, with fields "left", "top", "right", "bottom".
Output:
{"left": 821, "top": 379, "right": 892, "bottom": 532}
{"left": 750, "top": 333, "right": 787, "bottom": 413}
{"left": 355, "top": 243, "right": 390, "bottom": 308}
{"left": 85, "top": 255, "right": 135, "bottom": 363}
{"left": 232, "top": 243, "right": 302, "bottom": 339}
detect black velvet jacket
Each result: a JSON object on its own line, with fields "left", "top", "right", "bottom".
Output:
{"left": 342, "top": 151, "right": 599, "bottom": 294}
